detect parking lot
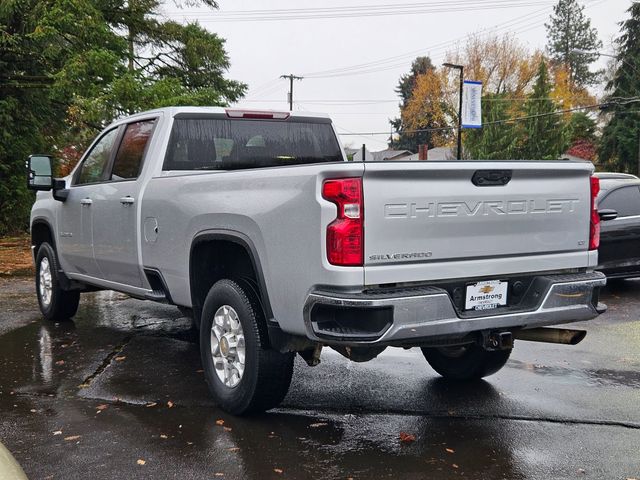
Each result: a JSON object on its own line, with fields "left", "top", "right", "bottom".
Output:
{"left": 1, "top": 276, "right": 639, "bottom": 479}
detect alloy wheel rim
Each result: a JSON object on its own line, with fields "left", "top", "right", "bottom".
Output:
{"left": 210, "top": 305, "right": 246, "bottom": 388}
{"left": 39, "top": 257, "right": 53, "bottom": 307}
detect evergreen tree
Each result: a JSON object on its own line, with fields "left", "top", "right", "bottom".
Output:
{"left": 519, "top": 61, "right": 564, "bottom": 160}
{"left": 545, "top": 0, "right": 602, "bottom": 87}
{"left": 566, "top": 112, "right": 597, "bottom": 144}
{"left": 464, "top": 94, "right": 520, "bottom": 159}
{"left": 0, "top": 0, "right": 245, "bottom": 235}
{"left": 599, "top": 3, "right": 640, "bottom": 173}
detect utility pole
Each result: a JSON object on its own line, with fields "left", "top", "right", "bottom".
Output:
{"left": 443, "top": 63, "right": 464, "bottom": 160}
{"left": 280, "top": 74, "right": 303, "bottom": 110}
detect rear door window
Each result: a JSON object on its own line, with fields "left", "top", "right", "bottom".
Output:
{"left": 163, "top": 118, "right": 343, "bottom": 170}
{"left": 600, "top": 186, "right": 640, "bottom": 217}
{"left": 110, "top": 120, "right": 156, "bottom": 180}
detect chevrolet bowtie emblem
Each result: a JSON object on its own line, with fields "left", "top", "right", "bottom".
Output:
{"left": 480, "top": 285, "right": 494, "bottom": 294}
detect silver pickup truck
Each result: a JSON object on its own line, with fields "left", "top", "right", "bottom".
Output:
{"left": 27, "top": 107, "right": 606, "bottom": 414}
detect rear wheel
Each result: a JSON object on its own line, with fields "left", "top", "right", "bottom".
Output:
{"left": 421, "top": 343, "right": 511, "bottom": 380}
{"left": 200, "top": 279, "right": 294, "bottom": 415}
{"left": 35, "top": 242, "right": 80, "bottom": 322}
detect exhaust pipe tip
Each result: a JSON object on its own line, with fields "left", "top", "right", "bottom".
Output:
{"left": 513, "top": 327, "right": 587, "bottom": 346}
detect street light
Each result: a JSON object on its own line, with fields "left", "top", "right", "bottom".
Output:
{"left": 569, "top": 48, "right": 640, "bottom": 75}
{"left": 443, "top": 62, "right": 464, "bottom": 160}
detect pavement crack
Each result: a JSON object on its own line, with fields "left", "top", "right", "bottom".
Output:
{"left": 78, "top": 334, "right": 133, "bottom": 389}
{"left": 276, "top": 406, "right": 640, "bottom": 430}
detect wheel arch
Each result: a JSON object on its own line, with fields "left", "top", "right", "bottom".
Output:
{"left": 189, "top": 230, "right": 274, "bottom": 323}
{"left": 31, "top": 218, "right": 56, "bottom": 255}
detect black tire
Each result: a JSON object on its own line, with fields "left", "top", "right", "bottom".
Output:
{"left": 35, "top": 242, "right": 80, "bottom": 322}
{"left": 200, "top": 279, "right": 294, "bottom": 415}
{"left": 421, "top": 343, "right": 511, "bottom": 380}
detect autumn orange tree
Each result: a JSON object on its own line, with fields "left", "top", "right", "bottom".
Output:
{"left": 443, "top": 34, "right": 543, "bottom": 158}
{"left": 398, "top": 69, "right": 454, "bottom": 150}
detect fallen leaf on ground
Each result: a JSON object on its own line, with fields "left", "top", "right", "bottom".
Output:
{"left": 227, "top": 447, "right": 240, "bottom": 452}
{"left": 64, "top": 435, "right": 81, "bottom": 441}
{"left": 167, "top": 401, "right": 174, "bottom": 408}
{"left": 145, "top": 402, "right": 157, "bottom": 408}
{"left": 215, "top": 419, "right": 225, "bottom": 426}
{"left": 445, "top": 448, "right": 455, "bottom": 454}
{"left": 274, "top": 468, "right": 283, "bottom": 474}
{"left": 55, "top": 360, "right": 65, "bottom": 366}
{"left": 52, "top": 431, "right": 62, "bottom": 436}
{"left": 137, "top": 459, "right": 146, "bottom": 466}
{"left": 115, "top": 356, "right": 126, "bottom": 362}
{"left": 96, "top": 404, "right": 108, "bottom": 411}
{"left": 309, "top": 422, "right": 328, "bottom": 428}
{"left": 399, "top": 432, "right": 416, "bottom": 443}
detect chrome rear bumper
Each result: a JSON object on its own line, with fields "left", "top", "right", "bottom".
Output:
{"left": 303, "top": 271, "right": 606, "bottom": 346}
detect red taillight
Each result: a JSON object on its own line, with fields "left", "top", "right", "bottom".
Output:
{"left": 322, "top": 177, "right": 363, "bottom": 266}
{"left": 589, "top": 175, "right": 600, "bottom": 250}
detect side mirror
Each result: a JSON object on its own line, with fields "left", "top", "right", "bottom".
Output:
{"left": 27, "top": 155, "right": 53, "bottom": 191}
{"left": 599, "top": 209, "right": 618, "bottom": 221}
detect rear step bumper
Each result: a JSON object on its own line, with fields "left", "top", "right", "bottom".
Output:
{"left": 303, "top": 271, "right": 606, "bottom": 346}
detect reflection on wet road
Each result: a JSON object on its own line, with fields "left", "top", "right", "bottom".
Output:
{"left": 0, "top": 278, "right": 639, "bottom": 479}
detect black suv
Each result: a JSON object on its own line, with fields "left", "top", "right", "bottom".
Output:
{"left": 596, "top": 172, "right": 640, "bottom": 279}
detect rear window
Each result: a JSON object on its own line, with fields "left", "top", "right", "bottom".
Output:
{"left": 163, "top": 118, "right": 343, "bottom": 170}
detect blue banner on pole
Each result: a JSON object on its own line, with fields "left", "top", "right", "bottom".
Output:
{"left": 462, "top": 80, "right": 482, "bottom": 129}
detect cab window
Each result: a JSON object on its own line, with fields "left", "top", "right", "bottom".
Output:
{"left": 110, "top": 120, "right": 156, "bottom": 180}
{"left": 75, "top": 128, "right": 119, "bottom": 185}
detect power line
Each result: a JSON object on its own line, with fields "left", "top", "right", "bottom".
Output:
{"left": 337, "top": 99, "right": 640, "bottom": 136}
{"left": 299, "top": 0, "right": 605, "bottom": 79}
{"left": 171, "top": 0, "right": 558, "bottom": 23}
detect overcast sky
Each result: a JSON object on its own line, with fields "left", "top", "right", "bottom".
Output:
{"left": 162, "top": 0, "right": 632, "bottom": 151}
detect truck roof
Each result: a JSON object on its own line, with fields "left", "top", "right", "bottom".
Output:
{"left": 107, "top": 106, "right": 330, "bottom": 128}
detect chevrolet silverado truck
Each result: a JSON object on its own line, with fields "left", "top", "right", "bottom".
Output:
{"left": 27, "top": 107, "right": 606, "bottom": 415}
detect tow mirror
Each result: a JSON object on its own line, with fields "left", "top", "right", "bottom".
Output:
{"left": 27, "top": 155, "right": 53, "bottom": 191}
{"left": 598, "top": 209, "right": 618, "bottom": 221}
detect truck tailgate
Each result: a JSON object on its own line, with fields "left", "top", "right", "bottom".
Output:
{"left": 363, "top": 161, "right": 595, "bottom": 285}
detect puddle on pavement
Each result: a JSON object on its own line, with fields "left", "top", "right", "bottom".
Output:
{"left": 508, "top": 357, "right": 640, "bottom": 389}
{"left": 0, "top": 291, "right": 197, "bottom": 401}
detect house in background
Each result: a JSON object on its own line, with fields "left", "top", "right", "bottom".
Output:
{"left": 344, "top": 146, "right": 373, "bottom": 161}
{"left": 344, "top": 145, "right": 456, "bottom": 161}
{"left": 426, "top": 146, "right": 455, "bottom": 160}
{"left": 371, "top": 149, "right": 414, "bottom": 161}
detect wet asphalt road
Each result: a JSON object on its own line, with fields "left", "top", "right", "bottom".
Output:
{"left": 0, "top": 277, "right": 639, "bottom": 480}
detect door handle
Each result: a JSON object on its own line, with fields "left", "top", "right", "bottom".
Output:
{"left": 80, "top": 198, "right": 92, "bottom": 206}
{"left": 120, "top": 196, "right": 135, "bottom": 205}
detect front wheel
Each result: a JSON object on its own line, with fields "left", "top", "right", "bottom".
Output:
{"left": 421, "top": 343, "right": 511, "bottom": 380}
{"left": 35, "top": 242, "right": 80, "bottom": 322}
{"left": 200, "top": 279, "right": 294, "bottom": 415}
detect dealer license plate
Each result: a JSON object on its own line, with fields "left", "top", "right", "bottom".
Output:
{"left": 465, "top": 280, "right": 508, "bottom": 311}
